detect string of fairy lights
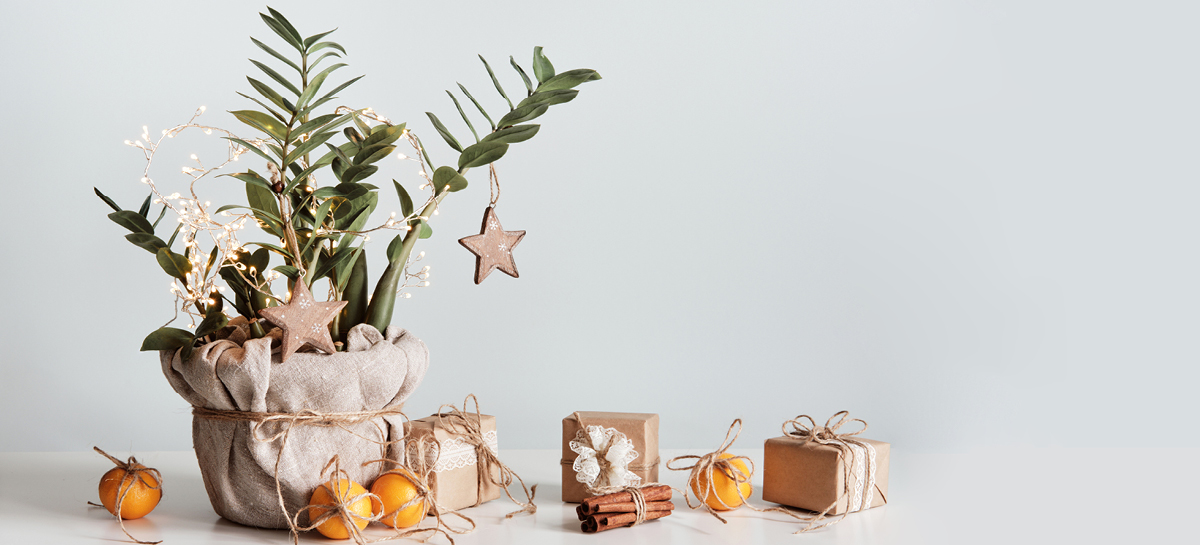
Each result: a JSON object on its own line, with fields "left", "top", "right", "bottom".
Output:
{"left": 127, "top": 106, "right": 440, "bottom": 327}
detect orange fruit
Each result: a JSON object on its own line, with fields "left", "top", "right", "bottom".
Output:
{"left": 98, "top": 463, "right": 162, "bottom": 519}
{"left": 370, "top": 469, "right": 426, "bottom": 528}
{"left": 308, "top": 478, "right": 373, "bottom": 539}
{"left": 690, "top": 453, "right": 753, "bottom": 511}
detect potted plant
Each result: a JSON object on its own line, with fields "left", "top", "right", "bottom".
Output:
{"left": 97, "top": 7, "right": 598, "bottom": 529}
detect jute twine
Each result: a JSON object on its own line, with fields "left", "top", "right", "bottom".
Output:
{"left": 191, "top": 404, "right": 408, "bottom": 543}
{"left": 362, "top": 434, "right": 476, "bottom": 545}
{"left": 571, "top": 412, "right": 668, "bottom": 527}
{"left": 88, "top": 446, "right": 164, "bottom": 545}
{"left": 781, "top": 411, "right": 888, "bottom": 534}
{"left": 292, "top": 455, "right": 383, "bottom": 544}
{"left": 666, "top": 419, "right": 818, "bottom": 528}
{"left": 433, "top": 395, "right": 537, "bottom": 518}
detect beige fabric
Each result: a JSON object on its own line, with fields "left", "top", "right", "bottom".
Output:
{"left": 160, "top": 317, "right": 428, "bottom": 529}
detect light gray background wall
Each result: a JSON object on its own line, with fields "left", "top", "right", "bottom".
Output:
{"left": 0, "top": 0, "right": 1195, "bottom": 452}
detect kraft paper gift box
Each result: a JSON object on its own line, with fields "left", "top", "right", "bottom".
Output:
{"left": 762, "top": 435, "right": 890, "bottom": 515}
{"left": 404, "top": 412, "right": 501, "bottom": 512}
{"left": 561, "top": 411, "right": 660, "bottom": 503}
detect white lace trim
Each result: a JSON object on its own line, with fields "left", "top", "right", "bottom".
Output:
{"left": 407, "top": 430, "right": 499, "bottom": 473}
{"left": 569, "top": 425, "right": 641, "bottom": 489}
{"left": 847, "top": 442, "right": 877, "bottom": 513}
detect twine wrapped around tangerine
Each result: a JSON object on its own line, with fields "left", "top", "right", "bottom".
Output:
{"left": 781, "top": 411, "right": 888, "bottom": 533}
{"left": 433, "top": 395, "right": 537, "bottom": 517}
{"left": 294, "top": 455, "right": 383, "bottom": 543}
{"left": 363, "top": 434, "right": 476, "bottom": 545}
{"left": 88, "top": 447, "right": 164, "bottom": 545}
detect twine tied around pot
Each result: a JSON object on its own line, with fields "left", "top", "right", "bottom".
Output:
{"left": 88, "top": 447, "right": 164, "bottom": 545}
{"left": 433, "top": 394, "right": 537, "bottom": 517}
{"left": 781, "top": 411, "right": 887, "bottom": 533}
{"left": 191, "top": 405, "right": 408, "bottom": 541}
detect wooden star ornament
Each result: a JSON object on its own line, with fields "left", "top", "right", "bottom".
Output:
{"left": 257, "top": 280, "right": 347, "bottom": 362}
{"left": 458, "top": 206, "right": 526, "bottom": 284}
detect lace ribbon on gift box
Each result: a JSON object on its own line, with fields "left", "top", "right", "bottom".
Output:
{"left": 569, "top": 424, "right": 642, "bottom": 491}
{"left": 407, "top": 430, "right": 499, "bottom": 473}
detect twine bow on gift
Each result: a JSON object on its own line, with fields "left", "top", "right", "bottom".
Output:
{"left": 568, "top": 412, "right": 643, "bottom": 495}
{"left": 434, "top": 395, "right": 537, "bottom": 517}
{"left": 782, "top": 411, "right": 887, "bottom": 533}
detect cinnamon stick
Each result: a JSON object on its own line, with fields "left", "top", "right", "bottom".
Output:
{"left": 579, "top": 485, "right": 672, "bottom": 515}
{"left": 581, "top": 509, "right": 671, "bottom": 533}
{"left": 576, "top": 501, "right": 674, "bottom": 521}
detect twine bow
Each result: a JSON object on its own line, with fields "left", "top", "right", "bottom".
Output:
{"left": 665, "top": 419, "right": 758, "bottom": 523}
{"left": 360, "top": 435, "right": 476, "bottom": 545}
{"left": 293, "top": 455, "right": 384, "bottom": 544}
{"left": 88, "top": 447, "right": 164, "bottom": 545}
{"left": 434, "top": 395, "right": 537, "bottom": 517}
{"left": 781, "top": 411, "right": 886, "bottom": 534}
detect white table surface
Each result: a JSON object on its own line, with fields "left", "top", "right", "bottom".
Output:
{"left": 0, "top": 447, "right": 1193, "bottom": 544}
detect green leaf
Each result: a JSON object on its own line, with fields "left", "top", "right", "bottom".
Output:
{"left": 205, "top": 245, "right": 220, "bottom": 277}
{"left": 510, "top": 56, "right": 534, "bottom": 95}
{"left": 156, "top": 248, "right": 192, "bottom": 283}
{"left": 361, "top": 123, "right": 407, "bottom": 147}
{"left": 353, "top": 143, "right": 396, "bottom": 165}
{"left": 386, "top": 234, "right": 405, "bottom": 262}
{"left": 458, "top": 83, "right": 495, "bottom": 131}
{"left": 152, "top": 204, "right": 168, "bottom": 229}
{"left": 294, "top": 113, "right": 347, "bottom": 139}
{"left": 481, "top": 124, "right": 540, "bottom": 145}
{"left": 535, "top": 68, "right": 601, "bottom": 93}
{"left": 479, "top": 55, "right": 513, "bottom": 110}
{"left": 231, "top": 110, "right": 288, "bottom": 141}
{"left": 108, "top": 210, "right": 154, "bottom": 234}
{"left": 224, "top": 170, "right": 273, "bottom": 192}
{"left": 166, "top": 223, "right": 181, "bottom": 248}
{"left": 496, "top": 102, "right": 549, "bottom": 128}
{"left": 517, "top": 88, "right": 578, "bottom": 109}
{"left": 247, "top": 242, "right": 293, "bottom": 262}
{"left": 284, "top": 130, "right": 337, "bottom": 164}
{"left": 418, "top": 219, "right": 433, "bottom": 239}
{"left": 532, "top": 46, "right": 555, "bottom": 84}
{"left": 125, "top": 233, "right": 167, "bottom": 253}
{"left": 260, "top": 10, "right": 303, "bottom": 51}
{"left": 425, "top": 112, "right": 462, "bottom": 152}
{"left": 312, "top": 198, "right": 335, "bottom": 229}
{"left": 340, "top": 164, "right": 379, "bottom": 184}
{"left": 432, "top": 165, "right": 469, "bottom": 193}
{"left": 226, "top": 137, "right": 279, "bottom": 166}
{"left": 266, "top": 8, "right": 303, "bottom": 44}
{"left": 138, "top": 193, "right": 152, "bottom": 218}
{"left": 94, "top": 187, "right": 122, "bottom": 212}
{"left": 194, "top": 311, "right": 229, "bottom": 339}
{"left": 393, "top": 180, "right": 413, "bottom": 220}
{"left": 140, "top": 327, "right": 194, "bottom": 352}
{"left": 314, "top": 246, "right": 357, "bottom": 279}
{"left": 309, "top": 50, "right": 342, "bottom": 70}
{"left": 273, "top": 264, "right": 302, "bottom": 279}
{"left": 297, "top": 75, "right": 363, "bottom": 118}
{"left": 297, "top": 63, "right": 347, "bottom": 109}
{"left": 236, "top": 92, "right": 287, "bottom": 123}
{"left": 308, "top": 41, "right": 347, "bottom": 55}
{"left": 213, "top": 204, "right": 283, "bottom": 224}
{"left": 246, "top": 181, "right": 283, "bottom": 234}
{"left": 447, "top": 91, "right": 479, "bottom": 143}
{"left": 251, "top": 37, "right": 301, "bottom": 74}
{"left": 303, "top": 28, "right": 338, "bottom": 50}
{"left": 458, "top": 141, "right": 509, "bottom": 170}
{"left": 250, "top": 60, "right": 301, "bottom": 96}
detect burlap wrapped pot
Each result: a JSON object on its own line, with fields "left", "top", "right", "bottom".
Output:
{"left": 160, "top": 317, "right": 428, "bottom": 529}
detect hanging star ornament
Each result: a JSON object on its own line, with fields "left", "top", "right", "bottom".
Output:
{"left": 458, "top": 206, "right": 526, "bottom": 284}
{"left": 257, "top": 279, "right": 347, "bottom": 362}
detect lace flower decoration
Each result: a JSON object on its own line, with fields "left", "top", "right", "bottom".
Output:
{"left": 570, "top": 425, "right": 641, "bottom": 490}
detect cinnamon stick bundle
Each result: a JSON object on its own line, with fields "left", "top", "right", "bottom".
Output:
{"left": 581, "top": 510, "right": 672, "bottom": 533}
{"left": 576, "top": 501, "right": 674, "bottom": 521}
{"left": 578, "top": 485, "right": 672, "bottom": 516}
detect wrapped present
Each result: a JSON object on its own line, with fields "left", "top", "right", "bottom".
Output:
{"left": 762, "top": 412, "right": 890, "bottom": 516}
{"left": 561, "top": 411, "right": 660, "bottom": 503}
{"left": 404, "top": 411, "right": 502, "bottom": 512}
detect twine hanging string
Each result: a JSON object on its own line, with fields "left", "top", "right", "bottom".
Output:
{"left": 433, "top": 395, "right": 537, "bottom": 518}
{"left": 570, "top": 412, "right": 669, "bottom": 527}
{"left": 362, "top": 434, "right": 477, "bottom": 545}
{"left": 191, "top": 404, "right": 409, "bottom": 543}
{"left": 488, "top": 163, "right": 501, "bottom": 207}
{"left": 666, "top": 419, "right": 819, "bottom": 527}
{"left": 782, "top": 411, "right": 887, "bottom": 534}
{"left": 88, "top": 447, "right": 164, "bottom": 545}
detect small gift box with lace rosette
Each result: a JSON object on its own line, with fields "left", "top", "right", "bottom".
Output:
{"left": 404, "top": 412, "right": 501, "bottom": 512}
{"left": 561, "top": 411, "right": 660, "bottom": 503}
{"left": 762, "top": 412, "right": 890, "bottom": 516}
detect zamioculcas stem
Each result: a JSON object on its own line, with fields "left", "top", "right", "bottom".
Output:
{"left": 338, "top": 251, "right": 369, "bottom": 342}
{"left": 364, "top": 192, "right": 449, "bottom": 333}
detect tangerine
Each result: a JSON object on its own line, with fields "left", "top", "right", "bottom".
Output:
{"left": 690, "top": 453, "right": 753, "bottom": 511}
{"left": 308, "top": 478, "right": 373, "bottom": 539}
{"left": 98, "top": 462, "right": 161, "bottom": 520}
{"left": 370, "top": 469, "right": 426, "bottom": 528}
